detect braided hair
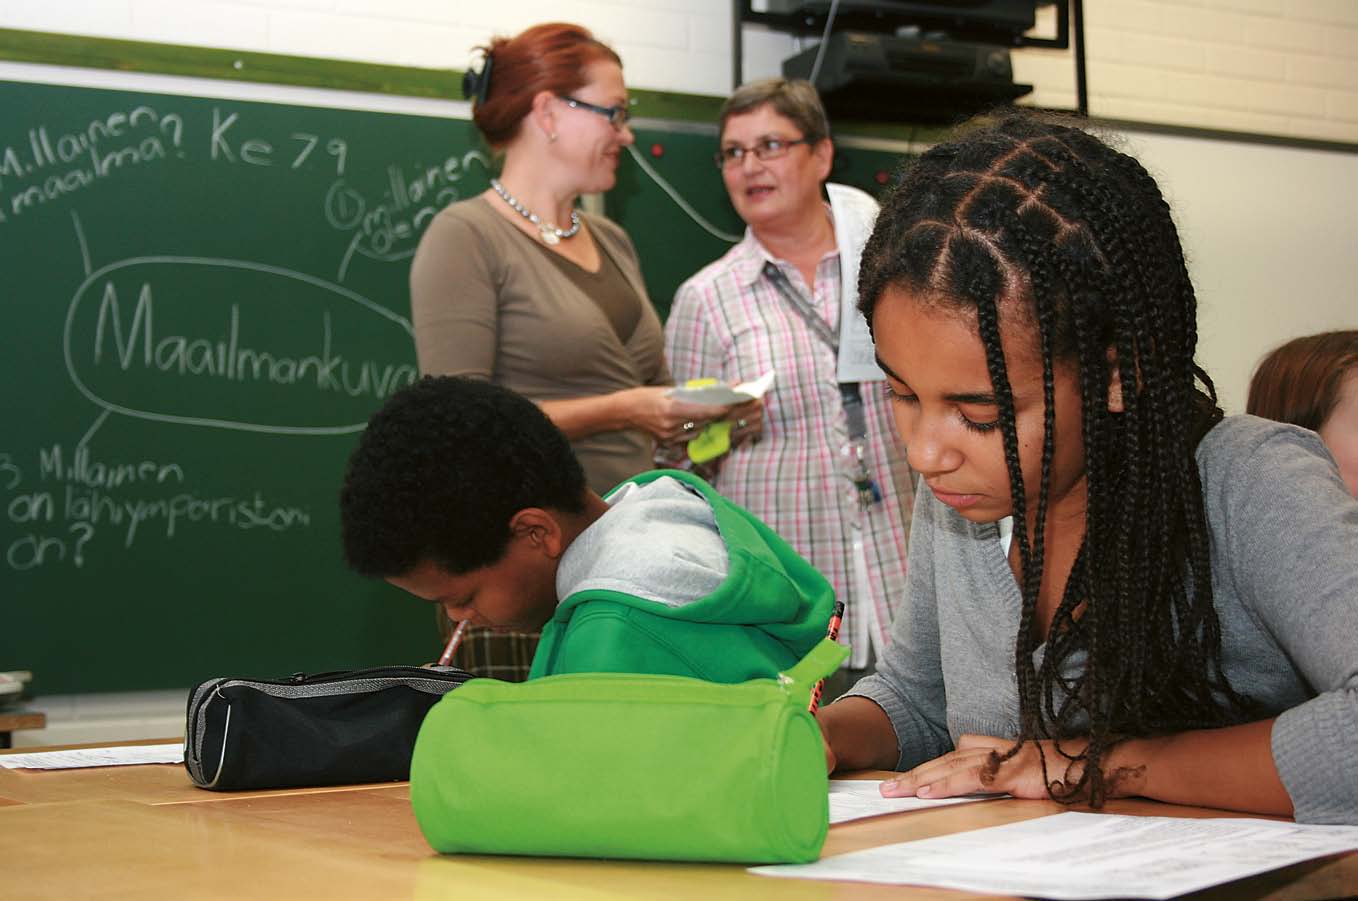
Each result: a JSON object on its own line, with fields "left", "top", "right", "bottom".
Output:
{"left": 859, "top": 114, "right": 1255, "bottom": 806}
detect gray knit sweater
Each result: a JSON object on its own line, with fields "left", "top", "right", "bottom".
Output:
{"left": 843, "top": 415, "right": 1358, "bottom": 824}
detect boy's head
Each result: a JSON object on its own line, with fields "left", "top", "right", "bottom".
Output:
{"left": 340, "top": 376, "right": 588, "bottom": 629}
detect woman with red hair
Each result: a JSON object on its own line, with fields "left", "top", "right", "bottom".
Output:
{"left": 410, "top": 23, "right": 748, "bottom": 679}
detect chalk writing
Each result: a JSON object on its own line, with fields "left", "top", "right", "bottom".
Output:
{"left": 0, "top": 105, "right": 184, "bottom": 222}
{"left": 65, "top": 256, "right": 418, "bottom": 435}
{"left": 328, "top": 149, "right": 491, "bottom": 281}
{"left": 3, "top": 444, "right": 311, "bottom": 570}
{"left": 62, "top": 484, "right": 311, "bottom": 546}
{"left": 8, "top": 534, "right": 67, "bottom": 570}
{"left": 91, "top": 284, "right": 415, "bottom": 397}
{"left": 0, "top": 453, "right": 20, "bottom": 490}
{"left": 8, "top": 491, "right": 54, "bottom": 524}
{"left": 210, "top": 110, "right": 346, "bottom": 173}
{"left": 38, "top": 444, "right": 184, "bottom": 490}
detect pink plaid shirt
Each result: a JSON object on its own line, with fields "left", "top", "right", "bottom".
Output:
{"left": 666, "top": 229, "right": 914, "bottom": 663}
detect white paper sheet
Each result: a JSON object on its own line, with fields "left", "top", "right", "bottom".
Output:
{"left": 668, "top": 370, "right": 775, "bottom": 405}
{"left": 752, "top": 811, "right": 1358, "bottom": 900}
{"left": 828, "top": 780, "right": 1003, "bottom": 824}
{"left": 0, "top": 742, "right": 184, "bottom": 769}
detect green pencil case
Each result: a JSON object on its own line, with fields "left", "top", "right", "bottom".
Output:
{"left": 409, "top": 638, "right": 848, "bottom": 864}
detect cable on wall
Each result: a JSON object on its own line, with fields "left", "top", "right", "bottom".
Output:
{"left": 625, "top": 143, "right": 743, "bottom": 244}
{"left": 806, "top": 0, "right": 843, "bottom": 88}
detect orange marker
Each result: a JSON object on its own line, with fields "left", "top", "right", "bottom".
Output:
{"left": 808, "top": 601, "right": 845, "bottom": 714}
{"left": 437, "top": 619, "right": 469, "bottom": 667}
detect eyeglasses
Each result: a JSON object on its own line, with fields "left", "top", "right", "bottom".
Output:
{"left": 714, "top": 137, "right": 811, "bottom": 169}
{"left": 557, "top": 95, "right": 632, "bottom": 128}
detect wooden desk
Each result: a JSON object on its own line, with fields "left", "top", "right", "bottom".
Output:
{"left": 0, "top": 710, "right": 45, "bottom": 749}
{"left": 2, "top": 747, "right": 1354, "bottom": 900}
{"left": 0, "top": 738, "right": 400, "bottom": 806}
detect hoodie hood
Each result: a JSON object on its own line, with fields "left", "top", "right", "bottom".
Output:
{"left": 531, "top": 470, "right": 835, "bottom": 681}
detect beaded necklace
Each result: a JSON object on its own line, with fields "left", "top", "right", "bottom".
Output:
{"left": 490, "top": 178, "right": 582, "bottom": 245}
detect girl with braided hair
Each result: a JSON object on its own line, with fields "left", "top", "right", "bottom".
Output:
{"left": 817, "top": 114, "right": 1358, "bottom": 824}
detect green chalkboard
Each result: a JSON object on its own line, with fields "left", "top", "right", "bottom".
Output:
{"left": 0, "top": 74, "right": 916, "bottom": 697}
{"left": 613, "top": 125, "right": 913, "bottom": 318}
{"left": 0, "top": 78, "right": 494, "bottom": 694}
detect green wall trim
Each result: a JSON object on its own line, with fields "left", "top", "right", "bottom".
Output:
{"left": 0, "top": 27, "right": 461, "bottom": 99}
{"left": 629, "top": 88, "right": 725, "bottom": 125}
{"left": 0, "top": 27, "right": 939, "bottom": 140}
{"left": 0, "top": 27, "right": 734, "bottom": 116}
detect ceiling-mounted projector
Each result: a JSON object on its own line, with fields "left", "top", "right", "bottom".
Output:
{"left": 782, "top": 31, "right": 1032, "bottom": 122}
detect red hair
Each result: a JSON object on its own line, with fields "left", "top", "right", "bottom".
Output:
{"left": 471, "top": 23, "right": 621, "bottom": 149}
{"left": 1247, "top": 330, "right": 1358, "bottom": 430}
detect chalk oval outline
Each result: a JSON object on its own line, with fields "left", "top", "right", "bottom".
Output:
{"left": 63, "top": 255, "right": 414, "bottom": 435}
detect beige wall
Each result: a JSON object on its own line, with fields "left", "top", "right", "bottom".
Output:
{"left": 1017, "top": 1, "right": 1358, "bottom": 144}
{"left": 1119, "top": 128, "right": 1358, "bottom": 414}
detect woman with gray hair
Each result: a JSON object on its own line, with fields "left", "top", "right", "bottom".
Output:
{"left": 666, "top": 79, "right": 914, "bottom": 695}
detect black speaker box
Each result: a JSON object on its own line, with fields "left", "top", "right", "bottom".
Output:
{"left": 782, "top": 31, "right": 1033, "bottom": 123}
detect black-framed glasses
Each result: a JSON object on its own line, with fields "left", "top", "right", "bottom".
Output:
{"left": 557, "top": 95, "right": 632, "bottom": 127}
{"left": 714, "top": 137, "right": 811, "bottom": 169}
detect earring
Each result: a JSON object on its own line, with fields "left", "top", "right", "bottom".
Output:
{"left": 549, "top": 132, "right": 558, "bottom": 143}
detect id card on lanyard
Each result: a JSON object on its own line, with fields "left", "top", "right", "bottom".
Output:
{"left": 763, "top": 261, "right": 882, "bottom": 512}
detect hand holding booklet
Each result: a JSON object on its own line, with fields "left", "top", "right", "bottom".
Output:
{"left": 668, "top": 371, "right": 776, "bottom": 463}
{"left": 667, "top": 370, "right": 775, "bottom": 405}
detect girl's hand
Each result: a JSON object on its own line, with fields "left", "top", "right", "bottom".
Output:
{"left": 881, "top": 734, "right": 1123, "bottom": 801}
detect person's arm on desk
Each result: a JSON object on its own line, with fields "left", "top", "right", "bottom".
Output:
{"left": 881, "top": 719, "right": 1293, "bottom": 817}
{"left": 817, "top": 697, "right": 900, "bottom": 774}
{"left": 817, "top": 486, "right": 954, "bottom": 775}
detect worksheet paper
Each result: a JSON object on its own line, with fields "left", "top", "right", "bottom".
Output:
{"left": 752, "top": 811, "right": 1358, "bottom": 900}
{"left": 0, "top": 742, "right": 184, "bottom": 769}
{"left": 829, "top": 780, "right": 1002, "bottom": 824}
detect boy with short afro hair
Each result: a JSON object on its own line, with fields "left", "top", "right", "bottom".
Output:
{"left": 340, "top": 376, "right": 833, "bottom": 682}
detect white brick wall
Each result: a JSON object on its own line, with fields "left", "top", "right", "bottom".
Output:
{"left": 1031, "top": 1, "right": 1358, "bottom": 142}
{"left": 2, "top": 1, "right": 1354, "bottom": 142}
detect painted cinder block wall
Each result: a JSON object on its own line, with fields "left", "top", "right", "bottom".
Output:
{"left": 3, "top": 0, "right": 1356, "bottom": 143}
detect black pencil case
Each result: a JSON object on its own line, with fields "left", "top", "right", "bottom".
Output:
{"left": 184, "top": 665, "right": 473, "bottom": 791}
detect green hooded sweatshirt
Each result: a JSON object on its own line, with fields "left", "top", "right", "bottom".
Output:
{"left": 527, "top": 470, "right": 835, "bottom": 682}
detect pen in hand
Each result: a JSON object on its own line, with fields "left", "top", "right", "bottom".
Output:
{"left": 808, "top": 601, "right": 845, "bottom": 714}
{"left": 437, "top": 619, "right": 469, "bottom": 667}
